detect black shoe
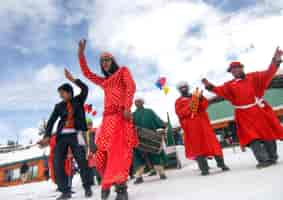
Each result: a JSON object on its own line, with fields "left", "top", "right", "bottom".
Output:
{"left": 134, "top": 177, "right": 144, "bottom": 185}
{"left": 221, "top": 165, "right": 230, "bottom": 171}
{"left": 56, "top": 192, "right": 71, "bottom": 200}
{"left": 256, "top": 161, "right": 273, "bottom": 169}
{"left": 115, "top": 184, "right": 128, "bottom": 200}
{"left": 201, "top": 171, "right": 210, "bottom": 176}
{"left": 270, "top": 160, "right": 278, "bottom": 165}
{"left": 160, "top": 174, "right": 167, "bottom": 180}
{"left": 101, "top": 189, "right": 111, "bottom": 200}
{"left": 148, "top": 170, "right": 157, "bottom": 176}
{"left": 85, "top": 188, "right": 93, "bottom": 198}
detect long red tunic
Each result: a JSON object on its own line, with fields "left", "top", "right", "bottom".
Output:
{"left": 212, "top": 63, "right": 283, "bottom": 147}
{"left": 175, "top": 96, "right": 223, "bottom": 158}
{"left": 79, "top": 54, "right": 138, "bottom": 188}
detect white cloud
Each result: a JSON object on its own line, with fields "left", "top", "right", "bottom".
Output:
{"left": 84, "top": 0, "right": 283, "bottom": 122}
{"left": 0, "top": 122, "right": 14, "bottom": 144}
{"left": 0, "top": 64, "right": 64, "bottom": 110}
{"left": 35, "top": 64, "right": 63, "bottom": 83}
{"left": 0, "top": 0, "right": 59, "bottom": 50}
{"left": 19, "top": 127, "right": 41, "bottom": 145}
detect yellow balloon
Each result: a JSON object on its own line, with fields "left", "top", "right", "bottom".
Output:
{"left": 163, "top": 86, "right": 170, "bottom": 95}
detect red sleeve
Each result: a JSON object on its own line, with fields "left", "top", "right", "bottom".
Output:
{"left": 252, "top": 63, "right": 278, "bottom": 97}
{"left": 198, "top": 97, "right": 209, "bottom": 112}
{"left": 121, "top": 67, "right": 136, "bottom": 110}
{"left": 175, "top": 98, "right": 191, "bottom": 119}
{"left": 212, "top": 83, "right": 233, "bottom": 102}
{"left": 79, "top": 53, "right": 105, "bottom": 86}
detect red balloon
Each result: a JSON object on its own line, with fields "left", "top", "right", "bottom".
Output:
{"left": 158, "top": 77, "right": 166, "bottom": 87}
{"left": 92, "top": 110, "right": 97, "bottom": 116}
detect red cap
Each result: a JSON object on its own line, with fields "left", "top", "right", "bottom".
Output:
{"left": 227, "top": 61, "right": 244, "bottom": 72}
{"left": 100, "top": 52, "right": 113, "bottom": 59}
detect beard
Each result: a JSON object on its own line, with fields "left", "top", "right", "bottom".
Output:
{"left": 234, "top": 72, "right": 246, "bottom": 79}
{"left": 180, "top": 90, "right": 190, "bottom": 97}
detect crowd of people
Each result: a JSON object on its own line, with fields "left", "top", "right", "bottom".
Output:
{"left": 37, "top": 40, "right": 283, "bottom": 200}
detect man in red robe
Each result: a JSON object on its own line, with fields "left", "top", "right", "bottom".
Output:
{"left": 175, "top": 81, "right": 229, "bottom": 175}
{"left": 202, "top": 47, "right": 283, "bottom": 168}
{"left": 78, "top": 39, "right": 138, "bottom": 200}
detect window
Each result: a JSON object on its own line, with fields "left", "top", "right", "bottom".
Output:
{"left": 29, "top": 165, "right": 38, "bottom": 179}
{"left": 13, "top": 168, "right": 20, "bottom": 180}
{"left": 4, "top": 168, "right": 21, "bottom": 182}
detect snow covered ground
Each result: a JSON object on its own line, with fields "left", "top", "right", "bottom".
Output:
{"left": 1, "top": 142, "right": 283, "bottom": 200}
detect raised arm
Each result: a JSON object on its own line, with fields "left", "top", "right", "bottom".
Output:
{"left": 64, "top": 69, "right": 88, "bottom": 103}
{"left": 74, "top": 79, "right": 89, "bottom": 103}
{"left": 78, "top": 39, "right": 105, "bottom": 86}
{"left": 202, "top": 78, "right": 233, "bottom": 101}
{"left": 252, "top": 47, "right": 282, "bottom": 94}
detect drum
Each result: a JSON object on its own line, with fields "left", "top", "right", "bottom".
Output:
{"left": 136, "top": 127, "right": 163, "bottom": 154}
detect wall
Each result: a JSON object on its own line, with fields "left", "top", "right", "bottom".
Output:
{"left": 0, "top": 159, "right": 48, "bottom": 187}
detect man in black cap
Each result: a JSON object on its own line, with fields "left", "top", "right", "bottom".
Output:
{"left": 38, "top": 69, "right": 93, "bottom": 200}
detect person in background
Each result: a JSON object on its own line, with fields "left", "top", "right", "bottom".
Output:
{"left": 175, "top": 81, "right": 230, "bottom": 176}
{"left": 20, "top": 162, "right": 30, "bottom": 183}
{"left": 133, "top": 97, "right": 167, "bottom": 184}
{"left": 202, "top": 47, "right": 283, "bottom": 168}
{"left": 173, "top": 127, "right": 183, "bottom": 145}
{"left": 78, "top": 39, "right": 138, "bottom": 200}
{"left": 85, "top": 118, "right": 101, "bottom": 185}
{"left": 37, "top": 69, "right": 93, "bottom": 200}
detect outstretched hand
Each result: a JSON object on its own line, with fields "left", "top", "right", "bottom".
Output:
{"left": 201, "top": 78, "right": 214, "bottom": 91}
{"left": 37, "top": 137, "right": 50, "bottom": 148}
{"left": 64, "top": 68, "right": 75, "bottom": 82}
{"left": 272, "top": 46, "right": 283, "bottom": 65}
{"left": 78, "top": 39, "right": 87, "bottom": 55}
{"left": 201, "top": 78, "right": 210, "bottom": 87}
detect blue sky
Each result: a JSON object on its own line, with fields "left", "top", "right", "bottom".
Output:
{"left": 0, "top": 0, "right": 282, "bottom": 144}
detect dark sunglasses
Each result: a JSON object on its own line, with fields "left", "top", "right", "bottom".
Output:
{"left": 101, "top": 58, "right": 112, "bottom": 63}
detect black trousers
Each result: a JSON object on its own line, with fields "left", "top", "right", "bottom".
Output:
{"left": 196, "top": 156, "right": 226, "bottom": 173}
{"left": 249, "top": 140, "right": 278, "bottom": 163}
{"left": 262, "top": 140, "right": 278, "bottom": 161}
{"left": 54, "top": 134, "right": 93, "bottom": 193}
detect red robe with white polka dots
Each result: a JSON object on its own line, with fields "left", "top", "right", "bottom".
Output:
{"left": 79, "top": 54, "right": 138, "bottom": 188}
{"left": 212, "top": 63, "right": 283, "bottom": 147}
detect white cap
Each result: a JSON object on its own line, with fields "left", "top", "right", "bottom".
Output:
{"left": 135, "top": 96, "right": 145, "bottom": 102}
{"left": 176, "top": 81, "right": 189, "bottom": 89}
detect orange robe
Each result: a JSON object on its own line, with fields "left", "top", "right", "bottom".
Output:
{"left": 212, "top": 63, "right": 283, "bottom": 147}
{"left": 175, "top": 97, "right": 223, "bottom": 158}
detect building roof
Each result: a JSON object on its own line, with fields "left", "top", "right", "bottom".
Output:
{"left": 0, "top": 146, "right": 49, "bottom": 168}
{"left": 208, "top": 88, "right": 283, "bottom": 122}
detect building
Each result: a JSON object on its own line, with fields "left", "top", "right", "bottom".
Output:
{"left": 207, "top": 75, "right": 283, "bottom": 146}
{"left": 0, "top": 146, "right": 49, "bottom": 187}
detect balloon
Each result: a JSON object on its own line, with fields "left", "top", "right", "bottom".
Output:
{"left": 92, "top": 110, "right": 97, "bottom": 116}
{"left": 155, "top": 81, "right": 163, "bottom": 90}
{"left": 163, "top": 85, "right": 170, "bottom": 95}
{"left": 158, "top": 77, "right": 167, "bottom": 87}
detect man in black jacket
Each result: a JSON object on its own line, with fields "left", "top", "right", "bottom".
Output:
{"left": 38, "top": 69, "right": 93, "bottom": 200}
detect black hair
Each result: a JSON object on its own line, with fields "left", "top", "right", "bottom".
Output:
{"left": 100, "top": 58, "right": 119, "bottom": 77}
{"left": 58, "top": 83, "right": 74, "bottom": 97}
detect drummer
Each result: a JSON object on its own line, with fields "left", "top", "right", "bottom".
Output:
{"left": 133, "top": 97, "right": 168, "bottom": 184}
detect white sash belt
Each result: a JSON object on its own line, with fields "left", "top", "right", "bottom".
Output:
{"left": 233, "top": 97, "right": 265, "bottom": 109}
